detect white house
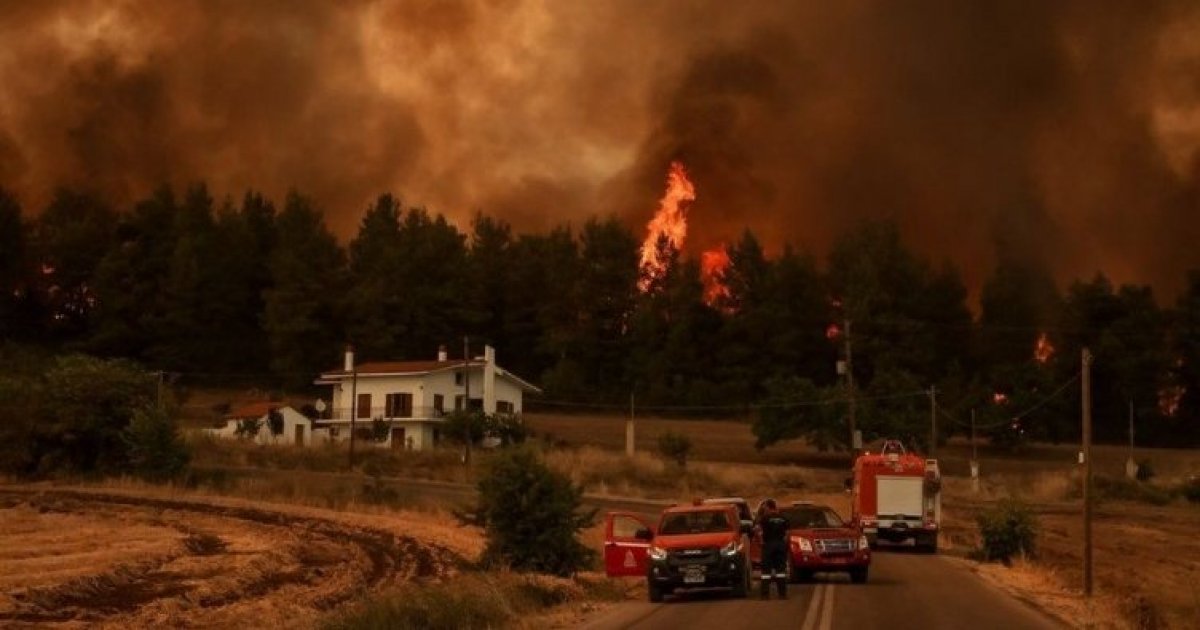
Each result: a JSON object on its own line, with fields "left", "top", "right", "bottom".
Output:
{"left": 206, "top": 403, "right": 318, "bottom": 446}
{"left": 312, "top": 344, "right": 541, "bottom": 451}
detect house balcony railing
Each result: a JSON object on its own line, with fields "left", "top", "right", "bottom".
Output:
{"left": 321, "top": 407, "right": 448, "bottom": 422}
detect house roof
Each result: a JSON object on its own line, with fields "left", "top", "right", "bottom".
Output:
{"left": 319, "top": 360, "right": 464, "bottom": 377}
{"left": 225, "top": 401, "right": 282, "bottom": 420}
{"left": 316, "top": 359, "right": 541, "bottom": 393}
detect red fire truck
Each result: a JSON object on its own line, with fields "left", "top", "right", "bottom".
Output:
{"left": 851, "top": 439, "right": 941, "bottom": 552}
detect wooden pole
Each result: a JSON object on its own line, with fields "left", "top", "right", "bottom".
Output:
{"left": 929, "top": 385, "right": 938, "bottom": 457}
{"left": 1082, "top": 347, "right": 1094, "bottom": 598}
{"left": 845, "top": 318, "right": 856, "bottom": 455}
{"left": 626, "top": 392, "right": 635, "bottom": 457}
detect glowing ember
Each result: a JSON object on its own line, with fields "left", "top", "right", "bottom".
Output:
{"left": 1159, "top": 385, "right": 1185, "bottom": 417}
{"left": 700, "top": 246, "right": 730, "bottom": 306}
{"left": 1033, "top": 332, "right": 1055, "bottom": 363}
{"left": 638, "top": 161, "right": 696, "bottom": 292}
{"left": 993, "top": 392, "right": 1009, "bottom": 405}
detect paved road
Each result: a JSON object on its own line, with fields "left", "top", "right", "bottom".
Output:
{"left": 583, "top": 551, "right": 1060, "bottom": 630}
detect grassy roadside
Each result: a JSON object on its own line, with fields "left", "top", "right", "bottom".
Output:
{"left": 323, "top": 571, "right": 629, "bottom": 630}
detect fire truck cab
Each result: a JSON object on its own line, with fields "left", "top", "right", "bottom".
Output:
{"left": 851, "top": 439, "right": 941, "bottom": 552}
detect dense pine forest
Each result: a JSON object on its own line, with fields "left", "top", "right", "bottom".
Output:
{"left": 1, "top": 185, "right": 1198, "bottom": 448}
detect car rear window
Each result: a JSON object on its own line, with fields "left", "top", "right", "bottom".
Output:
{"left": 659, "top": 510, "right": 732, "bottom": 535}
{"left": 782, "top": 507, "right": 845, "bottom": 528}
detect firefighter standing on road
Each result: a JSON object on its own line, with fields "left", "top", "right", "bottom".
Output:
{"left": 758, "top": 498, "right": 788, "bottom": 599}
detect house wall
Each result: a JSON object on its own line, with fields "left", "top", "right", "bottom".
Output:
{"left": 204, "top": 407, "right": 313, "bottom": 446}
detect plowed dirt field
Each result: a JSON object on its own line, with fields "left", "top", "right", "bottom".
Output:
{"left": 0, "top": 486, "right": 470, "bottom": 629}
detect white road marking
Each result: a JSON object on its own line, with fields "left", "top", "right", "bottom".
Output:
{"left": 819, "top": 583, "right": 835, "bottom": 630}
{"left": 800, "top": 584, "right": 824, "bottom": 630}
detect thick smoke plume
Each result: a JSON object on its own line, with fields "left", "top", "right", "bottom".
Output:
{"left": 1, "top": 1, "right": 1198, "bottom": 295}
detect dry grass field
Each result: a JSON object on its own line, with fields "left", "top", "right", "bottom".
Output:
{"left": 0, "top": 484, "right": 476, "bottom": 629}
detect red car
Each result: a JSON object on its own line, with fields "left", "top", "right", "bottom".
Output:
{"left": 604, "top": 503, "right": 753, "bottom": 602}
{"left": 783, "top": 502, "right": 871, "bottom": 583}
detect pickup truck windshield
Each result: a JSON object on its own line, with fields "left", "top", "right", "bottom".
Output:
{"left": 782, "top": 507, "right": 845, "bottom": 528}
{"left": 659, "top": 510, "right": 732, "bottom": 535}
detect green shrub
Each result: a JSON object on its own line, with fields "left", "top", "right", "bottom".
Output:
{"left": 122, "top": 405, "right": 190, "bottom": 481}
{"left": 1094, "top": 476, "right": 1174, "bottom": 506}
{"left": 656, "top": 430, "right": 693, "bottom": 468}
{"left": 1135, "top": 458, "right": 1155, "bottom": 482}
{"left": 976, "top": 500, "right": 1038, "bottom": 564}
{"left": 370, "top": 417, "right": 392, "bottom": 443}
{"left": 267, "top": 409, "right": 285, "bottom": 438}
{"left": 1180, "top": 477, "right": 1200, "bottom": 504}
{"left": 469, "top": 447, "right": 596, "bottom": 576}
{"left": 235, "top": 417, "right": 263, "bottom": 439}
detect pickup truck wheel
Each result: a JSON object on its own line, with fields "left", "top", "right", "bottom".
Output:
{"left": 648, "top": 582, "right": 664, "bottom": 603}
{"left": 850, "top": 568, "right": 868, "bottom": 584}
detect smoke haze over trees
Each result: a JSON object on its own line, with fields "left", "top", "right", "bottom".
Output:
{"left": 2, "top": 1, "right": 1200, "bottom": 296}
{"left": 2, "top": 185, "right": 1199, "bottom": 448}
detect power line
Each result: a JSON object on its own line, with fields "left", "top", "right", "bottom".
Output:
{"left": 936, "top": 372, "right": 1082, "bottom": 431}
{"left": 528, "top": 389, "right": 930, "bottom": 412}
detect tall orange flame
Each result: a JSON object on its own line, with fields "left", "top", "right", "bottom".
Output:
{"left": 700, "top": 246, "right": 731, "bottom": 305}
{"left": 1033, "top": 332, "right": 1055, "bottom": 364}
{"left": 638, "top": 161, "right": 695, "bottom": 292}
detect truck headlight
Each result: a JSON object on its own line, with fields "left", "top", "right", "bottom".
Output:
{"left": 791, "top": 536, "right": 813, "bottom": 552}
{"left": 720, "top": 540, "right": 743, "bottom": 557}
{"left": 648, "top": 545, "right": 667, "bottom": 561}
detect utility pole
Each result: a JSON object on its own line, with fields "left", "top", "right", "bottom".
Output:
{"left": 1126, "top": 400, "right": 1138, "bottom": 479}
{"left": 463, "top": 336, "right": 472, "bottom": 467}
{"left": 626, "top": 391, "right": 636, "bottom": 457}
{"left": 928, "top": 385, "right": 938, "bottom": 457}
{"left": 970, "top": 408, "right": 979, "bottom": 493}
{"left": 349, "top": 361, "right": 358, "bottom": 470}
{"left": 844, "top": 318, "right": 857, "bottom": 455}
{"left": 1081, "top": 348, "right": 1094, "bottom": 598}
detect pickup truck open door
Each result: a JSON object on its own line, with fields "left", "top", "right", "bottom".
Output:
{"left": 604, "top": 512, "right": 654, "bottom": 577}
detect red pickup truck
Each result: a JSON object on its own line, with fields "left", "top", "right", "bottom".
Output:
{"left": 783, "top": 502, "right": 871, "bottom": 583}
{"left": 604, "top": 503, "right": 753, "bottom": 602}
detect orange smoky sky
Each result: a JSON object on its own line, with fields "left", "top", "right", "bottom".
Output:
{"left": 1, "top": 1, "right": 1199, "bottom": 297}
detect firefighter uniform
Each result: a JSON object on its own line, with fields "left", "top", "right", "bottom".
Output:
{"left": 758, "top": 500, "right": 789, "bottom": 599}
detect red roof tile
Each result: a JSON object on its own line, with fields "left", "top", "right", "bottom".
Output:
{"left": 321, "top": 360, "right": 465, "bottom": 376}
{"left": 225, "top": 401, "right": 282, "bottom": 419}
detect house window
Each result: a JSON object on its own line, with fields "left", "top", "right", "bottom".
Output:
{"left": 455, "top": 371, "right": 464, "bottom": 386}
{"left": 433, "top": 394, "right": 444, "bottom": 415}
{"left": 385, "top": 393, "right": 413, "bottom": 418}
{"left": 357, "top": 393, "right": 372, "bottom": 419}
{"left": 455, "top": 394, "right": 464, "bottom": 411}
{"left": 497, "top": 400, "right": 514, "bottom": 414}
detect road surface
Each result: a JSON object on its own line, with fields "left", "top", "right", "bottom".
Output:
{"left": 583, "top": 550, "right": 1060, "bottom": 630}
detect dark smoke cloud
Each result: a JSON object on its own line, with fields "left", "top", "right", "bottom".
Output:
{"left": 1, "top": 1, "right": 1198, "bottom": 297}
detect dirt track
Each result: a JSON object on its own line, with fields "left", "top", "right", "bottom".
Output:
{"left": 0, "top": 487, "right": 467, "bottom": 628}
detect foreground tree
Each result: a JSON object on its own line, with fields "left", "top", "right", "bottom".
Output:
{"left": 470, "top": 447, "right": 596, "bottom": 576}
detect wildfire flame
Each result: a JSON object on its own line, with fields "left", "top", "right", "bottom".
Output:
{"left": 700, "top": 246, "right": 731, "bottom": 305}
{"left": 1034, "top": 332, "right": 1055, "bottom": 364}
{"left": 993, "top": 391, "right": 1009, "bottom": 405}
{"left": 638, "top": 161, "right": 695, "bottom": 292}
{"left": 1159, "top": 384, "right": 1185, "bottom": 417}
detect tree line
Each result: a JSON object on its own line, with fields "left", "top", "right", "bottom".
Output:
{"left": 1, "top": 185, "right": 1198, "bottom": 448}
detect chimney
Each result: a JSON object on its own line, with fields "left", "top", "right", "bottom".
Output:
{"left": 344, "top": 345, "right": 355, "bottom": 372}
{"left": 437, "top": 344, "right": 448, "bottom": 362}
